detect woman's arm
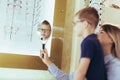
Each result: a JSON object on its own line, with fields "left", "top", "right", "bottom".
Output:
{"left": 48, "top": 63, "right": 75, "bottom": 80}
{"left": 39, "top": 49, "right": 74, "bottom": 80}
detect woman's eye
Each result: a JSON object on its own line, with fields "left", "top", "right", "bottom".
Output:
{"left": 99, "top": 31, "right": 104, "bottom": 34}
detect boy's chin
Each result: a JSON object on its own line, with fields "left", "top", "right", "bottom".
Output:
{"left": 77, "top": 34, "right": 82, "bottom": 37}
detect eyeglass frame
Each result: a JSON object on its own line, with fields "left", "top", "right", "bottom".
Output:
{"left": 39, "top": 28, "right": 51, "bottom": 33}
{"left": 73, "top": 18, "right": 92, "bottom": 25}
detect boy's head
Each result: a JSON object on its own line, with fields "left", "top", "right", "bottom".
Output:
{"left": 39, "top": 20, "right": 51, "bottom": 40}
{"left": 74, "top": 7, "right": 99, "bottom": 36}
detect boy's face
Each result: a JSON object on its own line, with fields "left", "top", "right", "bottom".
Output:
{"left": 39, "top": 24, "right": 51, "bottom": 40}
{"left": 74, "top": 17, "right": 86, "bottom": 37}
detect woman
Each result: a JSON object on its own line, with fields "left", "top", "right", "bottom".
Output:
{"left": 98, "top": 24, "right": 120, "bottom": 80}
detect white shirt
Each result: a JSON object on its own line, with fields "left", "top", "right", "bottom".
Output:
{"left": 104, "top": 54, "right": 120, "bottom": 80}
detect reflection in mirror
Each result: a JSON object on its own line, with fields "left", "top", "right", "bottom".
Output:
{"left": 39, "top": 20, "right": 51, "bottom": 41}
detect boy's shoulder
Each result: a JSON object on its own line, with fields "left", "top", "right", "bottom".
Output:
{"left": 83, "top": 34, "right": 97, "bottom": 42}
{"left": 82, "top": 34, "right": 101, "bottom": 48}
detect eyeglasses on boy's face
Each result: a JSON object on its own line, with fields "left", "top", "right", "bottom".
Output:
{"left": 40, "top": 28, "right": 51, "bottom": 33}
{"left": 73, "top": 19, "right": 85, "bottom": 24}
{"left": 73, "top": 18, "right": 92, "bottom": 25}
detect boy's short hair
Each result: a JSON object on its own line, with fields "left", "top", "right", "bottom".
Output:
{"left": 37, "top": 20, "right": 51, "bottom": 31}
{"left": 75, "top": 7, "right": 99, "bottom": 28}
{"left": 42, "top": 20, "right": 51, "bottom": 30}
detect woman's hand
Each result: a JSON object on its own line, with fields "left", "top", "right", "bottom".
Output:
{"left": 39, "top": 49, "right": 53, "bottom": 67}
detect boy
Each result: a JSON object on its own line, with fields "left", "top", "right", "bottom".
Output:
{"left": 73, "top": 7, "right": 107, "bottom": 80}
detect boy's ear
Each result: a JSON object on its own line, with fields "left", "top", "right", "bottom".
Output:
{"left": 83, "top": 20, "right": 89, "bottom": 28}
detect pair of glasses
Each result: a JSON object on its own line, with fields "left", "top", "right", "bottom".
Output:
{"left": 73, "top": 18, "right": 92, "bottom": 25}
{"left": 73, "top": 19, "right": 85, "bottom": 24}
{"left": 40, "top": 28, "right": 50, "bottom": 32}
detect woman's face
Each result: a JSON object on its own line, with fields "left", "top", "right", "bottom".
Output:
{"left": 97, "top": 28, "right": 113, "bottom": 45}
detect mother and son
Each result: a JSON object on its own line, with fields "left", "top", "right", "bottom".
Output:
{"left": 39, "top": 7, "right": 120, "bottom": 80}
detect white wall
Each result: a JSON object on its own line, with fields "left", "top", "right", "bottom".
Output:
{"left": 102, "top": 7, "right": 120, "bottom": 28}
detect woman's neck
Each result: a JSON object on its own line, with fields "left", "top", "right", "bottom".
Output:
{"left": 102, "top": 44, "right": 112, "bottom": 56}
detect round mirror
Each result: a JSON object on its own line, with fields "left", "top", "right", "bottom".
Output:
{"left": 37, "top": 20, "right": 51, "bottom": 58}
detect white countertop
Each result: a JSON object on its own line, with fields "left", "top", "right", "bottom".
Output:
{"left": 0, "top": 68, "right": 55, "bottom": 80}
